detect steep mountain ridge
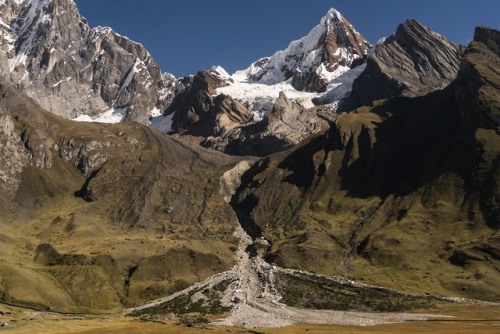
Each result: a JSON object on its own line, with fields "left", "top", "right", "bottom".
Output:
{"left": 167, "top": 14, "right": 468, "bottom": 158}
{"left": 0, "top": 0, "right": 499, "bottom": 320}
{"left": 456, "top": 26, "right": 500, "bottom": 132}
{"left": 210, "top": 8, "right": 371, "bottom": 120}
{"left": 0, "top": 0, "right": 169, "bottom": 124}
{"left": 343, "top": 19, "right": 463, "bottom": 110}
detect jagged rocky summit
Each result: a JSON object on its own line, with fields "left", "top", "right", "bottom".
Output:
{"left": 0, "top": 0, "right": 169, "bottom": 124}
{"left": 164, "top": 14, "right": 470, "bottom": 157}
{"left": 342, "top": 19, "right": 463, "bottom": 110}
{"left": 0, "top": 1, "right": 486, "bottom": 160}
{"left": 237, "top": 8, "right": 370, "bottom": 93}
{"left": 0, "top": 0, "right": 499, "bottom": 317}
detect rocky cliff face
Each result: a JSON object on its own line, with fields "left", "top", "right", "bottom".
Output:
{"left": 170, "top": 8, "right": 371, "bottom": 156}
{"left": 0, "top": 102, "right": 29, "bottom": 202}
{"left": 0, "top": 0, "right": 168, "bottom": 124}
{"left": 167, "top": 69, "right": 253, "bottom": 137}
{"left": 168, "top": 67, "right": 333, "bottom": 156}
{"left": 455, "top": 26, "right": 500, "bottom": 131}
{"left": 203, "top": 92, "right": 332, "bottom": 156}
{"left": 343, "top": 19, "right": 463, "bottom": 110}
{"left": 237, "top": 9, "right": 370, "bottom": 93}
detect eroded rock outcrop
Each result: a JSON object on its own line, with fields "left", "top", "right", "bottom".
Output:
{"left": 455, "top": 26, "right": 500, "bottom": 131}
{"left": 167, "top": 70, "right": 252, "bottom": 137}
{"left": 203, "top": 92, "right": 331, "bottom": 156}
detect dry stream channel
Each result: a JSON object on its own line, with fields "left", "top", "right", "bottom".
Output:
{"left": 129, "top": 162, "right": 457, "bottom": 328}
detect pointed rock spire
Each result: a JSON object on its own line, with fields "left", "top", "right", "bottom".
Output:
{"left": 344, "top": 19, "right": 463, "bottom": 110}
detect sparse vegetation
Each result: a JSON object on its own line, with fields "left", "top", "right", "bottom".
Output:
{"left": 130, "top": 280, "right": 232, "bottom": 317}
{"left": 275, "top": 272, "right": 440, "bottom": 312}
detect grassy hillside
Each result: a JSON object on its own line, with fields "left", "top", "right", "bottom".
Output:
{"left": 0, "top": 77, "right": 241, "bottom": 312}
{"left": 232, "top": 29, "right": 500, "bottom": 301}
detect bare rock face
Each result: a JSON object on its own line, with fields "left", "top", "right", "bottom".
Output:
{"left": 168, "top": 70, "right": 252, "bottom": 137}
{"left": 473, "top": 26, "right": 500, "bottom": 56}
{"left": 212, "top": 94, "right": 254, "bottom": 134}
{"left": 0, "top": 103, "right": 29, "bottom": 202}
{"left": 265, "top": 92, "right": 330, "bottom": 143}
{"left": 0, "top": 0, "right": 168, "bottom": 124}
{"left": 344, "top": 19, "right": 463, "bottom": 110}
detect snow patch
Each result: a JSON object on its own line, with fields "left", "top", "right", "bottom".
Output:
{"left": 376, "top": 37, "right": 387, "bottom": 45}
{"left": 217, "top": 63, "right": 364, "bottom": 115}
{"left": 149, "top": 107, "right": 162, "bottom": 117}
{"left": 316, "top": 64, "right": 350, "bottom": 82}
{"left": 120, "top": 58, "right": 143, "bottom": 92}
{"left": 150, "top": 111, "right": 175, "bottom": 134}
{"left": 216, "top": 78, "right": 319, "bottom": 117}
{"left": 315, "top": 63, "right": 367, "bottom": 104}
{"left": 9, "top": 0, "right": 53, "bottom": 71}
{"left": 52, "top": 76, "right": 72, "bottom": 87}
{"left": 211, "top": 65, "right": 231, "bottom": 79}
{"left": 73, "top": 107, "right": 127, "bottom": 124}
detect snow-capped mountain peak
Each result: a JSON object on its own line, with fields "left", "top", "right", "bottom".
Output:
{"left": 214, "top": 8, "right": 371, "bottom": 117}
{"left": 235, "top": 8, "right": 370, "bottom": 93}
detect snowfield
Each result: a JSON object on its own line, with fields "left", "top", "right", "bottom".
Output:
{"left": 73, "top": 107, "right": 127, "bottom": 123}
{"left": 215, "top": 63, "right": 366, "bottom": 118}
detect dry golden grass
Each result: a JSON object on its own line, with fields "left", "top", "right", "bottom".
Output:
{"left": 2, "top": 303, "right": 500, "bottom": 334}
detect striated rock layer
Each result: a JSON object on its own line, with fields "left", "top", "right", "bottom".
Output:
{"left": 203, "top": 92, "right": 332, "bottom": 157}
{"left": 343, "top": 19, "right": 463, "bottom": 110}
{"left": 167, "top": 69, "right": 253, "bottom": 137}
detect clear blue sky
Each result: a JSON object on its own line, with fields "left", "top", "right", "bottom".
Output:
{"left": 73, "top": 0, "right": 499, "bottom": 77}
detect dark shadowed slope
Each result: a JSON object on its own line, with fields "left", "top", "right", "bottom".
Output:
{"left": 232, "top": 27, "right": 500, "bottom": 302}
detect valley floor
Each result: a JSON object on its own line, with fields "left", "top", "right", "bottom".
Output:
{"left": 1, "top": 303, "right": 500, "bottom": 334}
